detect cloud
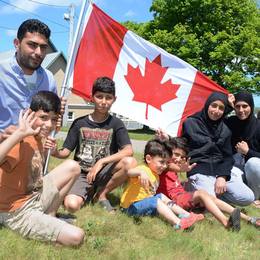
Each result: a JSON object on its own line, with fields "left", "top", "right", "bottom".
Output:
{"left": 124, "top": 10, "right": 135, "bottom": 18}
{"left": 0, "top": 0, "right": 81, "bottom": 14}
{"left": 6, "top": 29, "right": 17, "bottom": 37}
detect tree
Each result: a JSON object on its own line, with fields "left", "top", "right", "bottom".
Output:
{"left": 124, "top": 0, "right": 260, "bottom": 93}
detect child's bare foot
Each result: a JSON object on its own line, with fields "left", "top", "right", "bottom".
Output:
{"left": 252, "top": 200, "right": 260, "bottom": 209}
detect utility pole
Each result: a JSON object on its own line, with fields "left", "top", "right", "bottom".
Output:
{"left": 64, "top": 3, "right": 75, "bottom": 60}
{"left": 63, "top": 3, "right": 75, "bottom": 126}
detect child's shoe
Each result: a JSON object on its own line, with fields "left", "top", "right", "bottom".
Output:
{"left": 190, "top": 212, "right": 204, "bottom": 222}
{"left": 174, "top": 214, "right": 197, "bottom": 230}
{"left": 248, "top": 217, "right": 260, "bottom": 228}
{"left": 178, "top": 212, "right": 204, "bottom": 222}
{"left": 227, "top": 208, "right": 241, "bottom": 232}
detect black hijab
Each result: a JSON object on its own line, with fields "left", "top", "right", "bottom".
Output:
{"left": 228, "top": 91, "right": 258, "bottom": 144}
{"left": 191, "top": 91, "right": 228, "bottom": 140}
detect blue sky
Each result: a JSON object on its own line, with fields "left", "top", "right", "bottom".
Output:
{"left": 0, "top": 0, "right": 153, "bottom": 56}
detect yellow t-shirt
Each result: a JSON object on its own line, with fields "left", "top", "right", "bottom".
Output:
{"left": 120, "top": 164, "right": 160, "bottom": 208}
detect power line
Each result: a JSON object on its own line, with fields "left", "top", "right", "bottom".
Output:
{"left": 0, "top": 25, "right": 68, "bottom": 34}
{"left": 0, "top": 25, "right": 15, "bottom": 30}
{"left": 0, "top": 0, "right": 69, "bottom": 29}
{"left": 27, "top": 0, "right": 69, "bottom": 8}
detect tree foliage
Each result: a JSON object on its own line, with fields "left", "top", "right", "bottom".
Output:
{"left": 124, "top": 0, "right": 260, "bottom": 93}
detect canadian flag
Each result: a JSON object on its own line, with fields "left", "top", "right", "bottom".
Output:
{"left": 65, "top": 2, "right": 228, "bottom": 136}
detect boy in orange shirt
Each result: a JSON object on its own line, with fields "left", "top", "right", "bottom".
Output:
{"left": 0, "top": 91, "right": 84, "bottom": 245}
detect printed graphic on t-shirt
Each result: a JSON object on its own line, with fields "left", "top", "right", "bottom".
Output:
{"left": 76, "top": 127, "right": 113, "bottom": 171}
{"left": 27, "top": 149, "right": 44, "bottom": 192}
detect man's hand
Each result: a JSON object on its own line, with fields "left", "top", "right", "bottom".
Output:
{"left": 60, "top": 96, "right": 67, "bottom": 115}
{"left": 0, "top": 125, "right": 17, "bottom": 142}
{"left": 56, "top": 97, "right": 67, "bottom": 130}
{"left": 235, "top": 141, "right": 249, "bottom": 155}
{"left": 86, "top": 160, "right": 105, "bottom": 184}
{"left": 215, "top": 176, "right": 227, "bottom": 195}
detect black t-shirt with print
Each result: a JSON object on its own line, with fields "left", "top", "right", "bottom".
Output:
{"left": 63, "top": 114, "right": 131, "bottom": 172}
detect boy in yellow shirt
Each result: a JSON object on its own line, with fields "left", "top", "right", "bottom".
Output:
{"left": 120, "top": 138, "right": 203, "bottom": 230}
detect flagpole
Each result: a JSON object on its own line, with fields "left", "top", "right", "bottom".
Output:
{"left": 61, "top": 0, "right": 93, "bottom": 98}
{"left": 43, "top": 0, "right": 93, "bottom": 175}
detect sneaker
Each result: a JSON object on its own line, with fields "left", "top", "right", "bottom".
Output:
{"left": 56, "top": 213, "right": 76, "bottom": 224}
{"left": 178, "top": 212, "right": 204, "bottom": 222}
{"left": 178, "top": 215, "right": 198, "bottom": 230}
{"left": 227, "top": 208, "right": 241, "bottom": 232}
{"left": 248, "top": 217, "right": 260, "bottom": 228}
{"left": 190, "top": 212, "right": 205, "bottom": 222}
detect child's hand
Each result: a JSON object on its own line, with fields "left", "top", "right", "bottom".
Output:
{"left": 43, "top": 136, "right": 57, "bottom": 154}
{"left": 17, "top": 110, "right": 40, "bottom": 137}
{"left": 179, "top": 158, "right": 197, "bottom": 172}
{"left": 155, "top": 128, "right": 169, "bottom": 140}
{"left": 228, "top": 94, "right": 235, "bottom": 108}
{"left": 87, "top": 160, "right": 104, "bottom": 184}
{"left": 139, "top": 170, "right": 152, "bottom": 190}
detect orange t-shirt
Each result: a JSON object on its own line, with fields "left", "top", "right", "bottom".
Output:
{"left": 0, "top": 136, "right": 44, "bottom": 212}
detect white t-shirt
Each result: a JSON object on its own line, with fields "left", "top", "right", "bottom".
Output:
{"left": 24, "top": 71, "right": 37, "bottom": 90}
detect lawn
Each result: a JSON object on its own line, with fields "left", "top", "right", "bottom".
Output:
{"left": 1, "top": 154, "right": 259, "bottom": 259}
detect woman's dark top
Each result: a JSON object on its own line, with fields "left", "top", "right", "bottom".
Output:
{"left": 225, "top": 91, "right": 260, "bottom": 162}
{"left": 182, "top": 92, "right": 233, "bottom": 179}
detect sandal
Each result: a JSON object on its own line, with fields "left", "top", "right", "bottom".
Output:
{"left": 248, "top": 217, "right": 260, "bottom": 228}
{"left": 98, "top": 199, "right": 116, "bottom": 212}
{"left": 227, "top": 208, "right": 241, "bottom": 232}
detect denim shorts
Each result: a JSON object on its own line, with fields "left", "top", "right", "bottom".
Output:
{"left": 123, "top": 193, "right": 162, "bottom": 216}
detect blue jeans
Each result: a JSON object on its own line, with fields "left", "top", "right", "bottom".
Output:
{"left": 123, "top": 194, "right": 162, "bottom": 216}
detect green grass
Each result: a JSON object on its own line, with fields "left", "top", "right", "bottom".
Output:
{"left": 1, "top": 154, "right": 259, "bottom": 259}
{"left": 128, "top": 128, "right": 155, "bottom": 141}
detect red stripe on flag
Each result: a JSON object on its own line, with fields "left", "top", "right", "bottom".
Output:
{"left": 177, "top": 71, "right": 228, "bottom": 136}
{"left": 72, "top": 4, "right": 128, "bottom": 100}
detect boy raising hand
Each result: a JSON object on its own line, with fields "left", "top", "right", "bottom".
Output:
{"left": 0, "top": 91, "right": 84, "bottom": 246}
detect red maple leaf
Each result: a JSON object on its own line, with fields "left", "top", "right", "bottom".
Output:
{"left": 124, "top": 55, "right": 180, "bottom": 119}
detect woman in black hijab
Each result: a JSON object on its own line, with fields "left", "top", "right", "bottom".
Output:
{"left": 182, "top": 91, "right": 254, "bottom": 206}
{"left": 226, "top": 91, "right": 260, "bottom": 205}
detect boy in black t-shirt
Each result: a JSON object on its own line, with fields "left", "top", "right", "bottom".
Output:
{"left": 51, "top": 77, "right": 136, "bottom": 212}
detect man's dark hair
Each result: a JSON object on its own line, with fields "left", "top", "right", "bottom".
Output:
{"left": 144, "top": 138, "right": 172, "bottom": 163}
{"left": 169, "top": 137, "right": 189, "bottom": 155}
{"left": 30, "top": 91, "right": 60, "bottom": 114}
{"left": 92, "top": 76, "right": 116, "bottom": 96}
{"left": 17, "top": 19, "right": 51, "bottom": 41}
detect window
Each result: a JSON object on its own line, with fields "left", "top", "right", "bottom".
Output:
{"left": 67, "top": 111, "right": 74, "bottom": 121}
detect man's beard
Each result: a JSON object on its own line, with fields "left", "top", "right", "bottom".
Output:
{"left": 17, "top": 52, "right": 43, "bottom": 71}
